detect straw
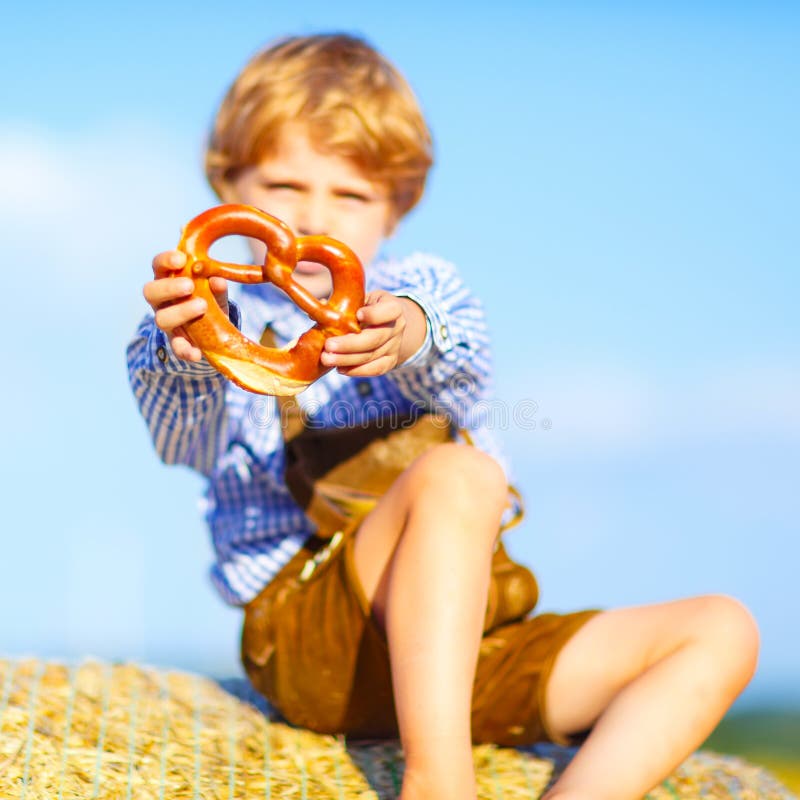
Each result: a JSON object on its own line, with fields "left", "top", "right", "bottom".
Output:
{"left": 0, "top": 658, "right": 794, "bottom": 800}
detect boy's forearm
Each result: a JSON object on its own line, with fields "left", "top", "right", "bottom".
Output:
{"left": 397, "top": 297, "right": 429, "bottom": 365}
{"left": 127, "top": 315, "right": 229, "bottom": 475}
{"left": 384, "top": 256, "right": 494, "bottom": 421}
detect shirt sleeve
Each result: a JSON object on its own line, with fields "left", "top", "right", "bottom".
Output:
{"left": 375, "top": 253, "right": 495, "bottom": 428}
{"left": 125, "top": 304, "right": 241, "bottom": 476}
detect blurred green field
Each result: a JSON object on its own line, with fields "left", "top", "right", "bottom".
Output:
{"left": 702, "top": 709, "right": 800, "bottom": 793}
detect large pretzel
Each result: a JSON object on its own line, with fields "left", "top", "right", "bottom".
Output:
{"left": 176, "top": 204, "right": 365, "bottom": 396}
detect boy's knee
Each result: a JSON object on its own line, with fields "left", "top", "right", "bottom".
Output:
{"left": 695, "top": 594, "right": 760, "bottom": 681}
{"left": 408, "top": 443, "right": 508, "bottom": 516}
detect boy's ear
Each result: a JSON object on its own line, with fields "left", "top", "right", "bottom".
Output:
{"left": 214, "top": 167, "right": 245, "bottom": 205}
{"left": 216, "top": 181, "right": 237, "bottom": 205}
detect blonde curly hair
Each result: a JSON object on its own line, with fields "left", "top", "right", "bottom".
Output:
{"left": 205, "top": 34, "right": 434, "bottom": 220}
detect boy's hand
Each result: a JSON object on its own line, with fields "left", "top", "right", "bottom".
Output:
{"left": 143, "top": 250, "right": 229, "bottom": 362}
{"left": 321, "top": 290, "right": 427, "bottom": 377}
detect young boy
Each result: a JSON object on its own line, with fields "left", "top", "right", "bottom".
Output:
{"left": 128, "top": 33, "right": 759, "bottom": 800}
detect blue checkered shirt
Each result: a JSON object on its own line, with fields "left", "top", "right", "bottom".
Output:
{"left": 127, "top": 252, "right": 510, "bottom": 605}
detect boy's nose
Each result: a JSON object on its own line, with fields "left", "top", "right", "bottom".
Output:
{"left": 295, "top": 197, "right": 330, "bottom": 237}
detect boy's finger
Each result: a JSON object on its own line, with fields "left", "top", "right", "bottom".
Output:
{"left": 321, "top": 350, "right": 370, "bottom": 368}
{"left": 154, "top": 298, "right": 207, "bottom": 332}
{"left": 324, "top": 327, "right": 389, "bottom": 354}
{"left": 170, "top": 326, "right": 205, "bottom": 362}
{"left": 321, "top": 340, "right": 393, "bottom": 368}
{"left": 208, "top": 276, "right": 228, "bottom": 295}
{"left": 335, "top": 355, "right": 395, "bottom": 378}
{"left": 208, "top": 277, "right": 230, "bottom": 310}
{"left": 152, "top": 250, "right": 187, "bottom": 278}
{"left": 143, "top": 277, "right": 195, "bottom": 308}
{"left": 170, "top": 336, "right": 202, "bottom": 362}
{"left": 356, "top": 300, "right": 402, "bottom": 327}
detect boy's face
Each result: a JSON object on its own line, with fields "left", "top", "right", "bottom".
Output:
{"left": 228, "top": 123, "right": 396, "bottom": 299}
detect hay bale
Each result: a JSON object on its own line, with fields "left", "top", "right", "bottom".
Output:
{"left": 0, "top": 657, "right": 794, "bottom": 799}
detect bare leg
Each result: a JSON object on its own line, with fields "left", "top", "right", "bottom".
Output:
{"left": 353, "top": 443, "right": 508, "bottom": 800}
{"left": 541, "top": 596, "right": 760, "bottom": 800}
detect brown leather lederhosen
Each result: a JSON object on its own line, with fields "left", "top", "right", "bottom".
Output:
{"left": 241, "top": 329, "right": 600, "bottom": 746}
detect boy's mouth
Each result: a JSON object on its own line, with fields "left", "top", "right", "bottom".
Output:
{"left": 294, "top": 260, "right": 327, "bottom": 275}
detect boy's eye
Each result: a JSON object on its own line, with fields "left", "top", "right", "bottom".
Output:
{"left": 263, "top": 182, "right": 301, "bottom": 192}
{"left": 337, "top": 191, "right": 369, "bottom": 202}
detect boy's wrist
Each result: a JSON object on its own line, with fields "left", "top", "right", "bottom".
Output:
{"left": 392, "top": 290, "right": 456, "bottom": 369}
{"left": 148, "top": 301, "right": 241, "bottom": 376}
{"left": 396, "top": 296, "right": 429, "bottom": 365}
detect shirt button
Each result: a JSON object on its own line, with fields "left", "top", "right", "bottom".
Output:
{"left": 357, "top": 381, "right": 373, "bottom": 397}
{"left": 156, "top": 346, "right": 167, "bottom": 363}
{"left": 439, "top": 325, "right": 449, "bottom": 341}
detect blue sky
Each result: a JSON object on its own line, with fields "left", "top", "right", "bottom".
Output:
{"left": 1, "top": 2, "right": 797, "bottom": 710}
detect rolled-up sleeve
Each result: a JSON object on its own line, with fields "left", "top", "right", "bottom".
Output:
{"left": 125, "top": 304, "right": 242, "bottom": 475}
{"left": 373, "top": 253, "right": 494, "bottom": 427}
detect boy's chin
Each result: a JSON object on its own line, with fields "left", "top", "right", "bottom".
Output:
{"left": 292, "top": 270, "right": 333, "bottom": 300}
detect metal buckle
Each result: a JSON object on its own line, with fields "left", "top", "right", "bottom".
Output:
{"left": 298, "top": 531, "right": 344, "bottom": 582}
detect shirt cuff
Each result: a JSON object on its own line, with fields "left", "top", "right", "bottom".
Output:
{"left": 393, "top": 290, "right": 458, "bottom": 369}
{"left": 147, "top": 301, "right": 241, "bottom": 377}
